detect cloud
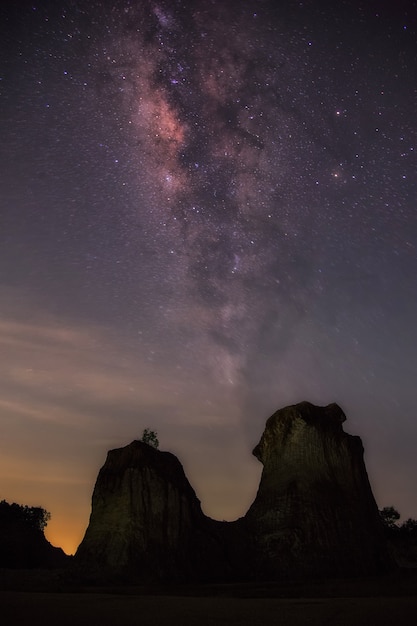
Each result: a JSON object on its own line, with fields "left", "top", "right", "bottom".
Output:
{"left": 0, "top": 284, "right": 261, "bottom": 437}
{"left": 0, "top": 307, "right": 197, "bottom": 430}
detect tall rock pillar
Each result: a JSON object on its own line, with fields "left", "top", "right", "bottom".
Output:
{"left": 245, "top": 402, "right": 392, "bottom": 578}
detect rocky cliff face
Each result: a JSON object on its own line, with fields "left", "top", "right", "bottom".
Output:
{"left": 76, "top": 402, "right": 393, "bottom": 581}
{"left": 75, "top": 440, "right": 237, "bottom": 581}
{"left": 245, "top": 401, "right": 391, "bottom": 578}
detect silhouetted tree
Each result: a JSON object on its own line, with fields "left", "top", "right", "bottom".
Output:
{"left": 0, "top": 500, "right": 51, "bottom": 531}
{"left": 378, "top": 507, "right": 417, "bottom": 566}
{"left": 379, "top": 506, "right": 400, "bottom": 530}
{"left": 141, "top": 428, "right": 159, "bottom": 448}
{"left": 399, "top": 517, "right": 417, "bottom": 536}
{"left": 379, "top": 506, "right": 417, "bottom": 535}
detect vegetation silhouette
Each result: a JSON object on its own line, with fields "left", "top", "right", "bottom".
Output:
{"left": 0, "top": 499, "right": 67, "bottom": 569}
{"left": 140, "top": 428, "right": 159, "bottom": 448}
{"left": 0, "top": 500, "right": 50, "bottom": 531}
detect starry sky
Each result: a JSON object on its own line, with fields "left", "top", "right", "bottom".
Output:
{"left": 1, "top": 0, "right": 416, "bottom": 555}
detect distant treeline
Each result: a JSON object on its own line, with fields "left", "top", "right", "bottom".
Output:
{"left": 0, "top": 499, "right": 51, "bottom": 532}
{"left": 379, "top": 506, "right": 417, "bottom": 535}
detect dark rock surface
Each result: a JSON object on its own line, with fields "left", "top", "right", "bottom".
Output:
{"left": 76, "top": 402, "right": 394, "bottom": 581}
{"left": 245, "top": 401, "right": 392, "bottom": 578}
{"left": 75, "top": 440, "right": 237, "bottom": 581}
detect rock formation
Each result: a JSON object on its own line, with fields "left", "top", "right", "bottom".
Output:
{"left": 75, "top": 440, "right": 237, "bottom": 581}
{"left": 245, "top": 401, "right": 391, "bottom": 578}
{"left": 76, "top": 402, "right": 394, "bottom": 581}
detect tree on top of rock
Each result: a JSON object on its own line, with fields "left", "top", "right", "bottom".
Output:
{"left": 141, "top": 428, "right": 159, "bottom": 448}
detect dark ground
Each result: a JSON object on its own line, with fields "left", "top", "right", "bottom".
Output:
{"left": 1, "top": 569, "right": 416, "bottom": 625}
{"left": 2, "top": 590, "right": 417, "bottom": 626}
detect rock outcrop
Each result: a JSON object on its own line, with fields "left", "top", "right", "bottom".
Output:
{"left": 75, "top": 440, "right": 239, "bottom": 581}
{"left": 76, "top": 402, "right": 394, "bottom": 581}
{"left": 245, "top": 401, "right": 391, "bottom": 578}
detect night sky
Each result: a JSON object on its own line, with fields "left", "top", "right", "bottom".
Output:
{"left": 1, "top": 0, "right": 416, "bottom": 555}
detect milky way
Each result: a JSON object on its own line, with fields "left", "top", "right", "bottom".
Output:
{"left": 1, "top": 0, "right": 417, "bottom": 552}
{"left": 85, "top": 0, "right": 417, "bottom": 402}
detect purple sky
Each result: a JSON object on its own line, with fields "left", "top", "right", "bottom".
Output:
{"left": 1, "top": 0, "right": 416, "bottom": 554}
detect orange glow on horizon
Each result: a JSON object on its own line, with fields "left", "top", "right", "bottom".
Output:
{"left": 45, "top": 520, "right": 86, "bottom": 557}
